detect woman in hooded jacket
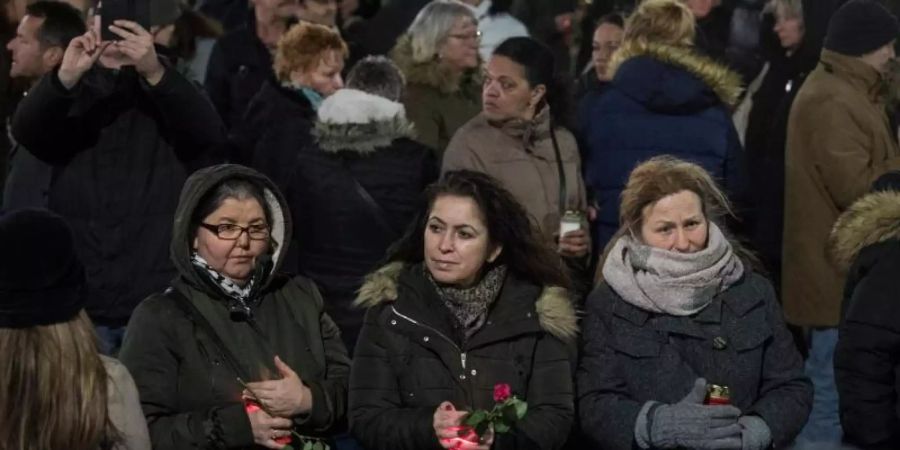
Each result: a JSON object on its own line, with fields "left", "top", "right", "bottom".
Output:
{"left": 284, "top": 55, "right": 439, "bottom": 353}
{"left": 579, "top": 0, "right": 746, "bottom": 253}
{"left": 119, "top": 165, "right": 350, "bottom": 450}
{"left": 743, "top": 0, "right": 841, "bottom": 292}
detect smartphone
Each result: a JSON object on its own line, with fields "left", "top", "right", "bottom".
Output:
{"left": 559, "top": 210, "right": 584, "bottom": 236}
{"left": 100, "top": 0, "right": 150, "bottom": 41}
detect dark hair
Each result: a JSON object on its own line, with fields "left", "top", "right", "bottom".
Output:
{"left": 492, "top": 36, "right": 573, "bottom": 128}
{"left": 386, "top": 170, "right": 571, "bottom": 289}
{"left": 346, "top": 55, "right": 406, "bottom": 101}
{"left": 24, "top": 1, "right": 86, "bottom": 49}
{"left": 169, "top": 5, "right": 223, "bottom": 60}
{"left": 190, "top": 178, "right": 273, "bottom": 238}
{"left": 595, "top": 12, "right": 625, "bottom": 30}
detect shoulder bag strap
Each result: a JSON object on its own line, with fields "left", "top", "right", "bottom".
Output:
{"left": 549, "top": 121, "right": 568, "bottom": 217}
{"left": 164, "top": 287, "right": 251, "bottom": 382}
{"left": 340, "top": 157, "right": 399, "bottom": 237}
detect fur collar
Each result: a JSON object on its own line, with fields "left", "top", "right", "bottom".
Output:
{"left": 354, "top": 262, "right": 579, "bottom": 341}
{"left": 314, "top": 89, "right": 417, "bottom": 154}
{"left": 609, "top": 43, "right": 743, "bottom": 107}
{"left": 390, "top": 34, "right": 483, "bottom": 95}
{"left": 829, "top": 191, "right": 900, "bottom": 272}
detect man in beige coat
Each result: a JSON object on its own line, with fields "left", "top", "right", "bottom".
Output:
{"left": 782, "top": 0, "right": 900, "bottom": 445}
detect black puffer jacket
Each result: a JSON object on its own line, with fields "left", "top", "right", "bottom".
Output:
{"left": 831, "top": 190, "right": 900, "bottom": 449}
{"left": 349, "top": 263, "right": 578, "bottom": 450}
{"left": 119, "top": 164, "right": 350, "bottom": 449}
{"left": 286, "top": 88, "right": 438, "bottom": 351}
{"left": 10, "top": 65, "right": 225, "bottom": 326}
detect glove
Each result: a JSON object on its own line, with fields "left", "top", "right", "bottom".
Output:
{"left": 739, "top": 415, "right": 772, "bottom": 450}
{"left": 642, "top": 378, "right": 744, "bottom": 449}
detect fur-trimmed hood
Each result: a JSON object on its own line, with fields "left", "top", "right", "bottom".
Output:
{"left": 609, "top": 43, "right": 743, "bottom": 109}
{"left": 829, "top": 191, "right": 900, "bottom": 272}
{"left": 314, "top": 88, "right": 417, "bottom": 154}
{"left": 390, "top": 34, "right": 482, "bottom": 96}
{"left": 354, "top": 262, "right": 579, "bottom": 341}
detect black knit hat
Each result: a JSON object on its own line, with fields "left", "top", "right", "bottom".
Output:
{"left": 0, "top": 209, "right": 86, "bottom": 329}
{"left": 824, "top": 0, "right": 899, "bottom": 57}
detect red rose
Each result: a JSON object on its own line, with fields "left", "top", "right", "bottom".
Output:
{"left": 493, "top": 383, "right": 512, "bottom": 403}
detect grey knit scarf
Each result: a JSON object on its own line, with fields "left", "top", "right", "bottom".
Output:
{"left": 601, "top": 222, "right": 744, "bottom": 316}
{"left": 427, "top": 264, "right": 507, "bottom": 342}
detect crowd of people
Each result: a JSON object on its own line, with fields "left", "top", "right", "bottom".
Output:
{"left": 2, "top": 0, "right": 900, "bottom": 449}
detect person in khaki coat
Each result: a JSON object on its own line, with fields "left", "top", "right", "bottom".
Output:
{"left": 781, "top": 0, "right": 900, "bottom": 445}
{"left": 443, "top": 37, "right": 589, "bottom": 262}
{"left": 391, "top": 1, "right": 482, "bottom": 158}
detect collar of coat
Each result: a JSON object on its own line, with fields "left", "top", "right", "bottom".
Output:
{"left": 608, "top": 42, "right": 743, "bottom": 107}
{"left": 819, "top": 49, "right": 886, "bottom": 103}
{"left": 390, "top": 34, "right": 483, "bottom": 95}
{"left": 829, "top": 190, "right": 900, "bottom": 272}
{"left": 354, "top": 262, "right": 579, "bottom": 341}
{"left": 314, "top": 88, "right": 417, "bottom": 154}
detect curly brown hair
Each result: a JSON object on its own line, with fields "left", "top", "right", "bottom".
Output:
{"left": 273, "top": 22, "right": 348, "bottom": 83}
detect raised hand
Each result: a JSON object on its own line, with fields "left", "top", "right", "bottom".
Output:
{"left": 58, "top": 29, "right": 108, "bottom": 89}
{"left": 106, "top": 20, "right": 165, "bottom": 85}
{"left": 244, "top": 356, "right": 312, "bottom": 418}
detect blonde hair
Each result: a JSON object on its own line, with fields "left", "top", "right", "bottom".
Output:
{"left": 628, "top": 0, "right": 695, "bottom": 47}
{"left": 274, "top": 22, "right": 348, "bottom": 82}
{"left": 405, "top": 0, "right": 476, "bottom": 63}
{"left": 0, "top": 311, "right": 118, "bottom": 450}
{"left": 596, "top": 156, "right": 759, "bottom": 274}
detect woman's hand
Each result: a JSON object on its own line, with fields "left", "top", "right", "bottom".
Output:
{"left": 244, "top": 356, "right": 312, "bottom": 418}
{"left": 248, "top": 406, "right": 293, "bottom": 449}
{"left": 434, "top": 402, "right": 495, "bottom": 450}
{"left": 559, "top": 229, "right": 590, "bottom": 258}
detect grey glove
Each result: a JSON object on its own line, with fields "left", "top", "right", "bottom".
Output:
{"left": 635, "top": 378, "right": 743, "bottom": 450}
{"left": 739, "top": 415, "right": 772, "bottom": 450}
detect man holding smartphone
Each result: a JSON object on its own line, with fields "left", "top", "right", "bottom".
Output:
{"left": 10, "top": 0, "right": 226, "bottom": 355}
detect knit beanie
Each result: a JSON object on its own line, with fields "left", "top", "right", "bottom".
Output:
{"left": 151, "top": 0, "right": 181, "bottom": 27}
{"left": 0, "top": 209, "right": 86, "bottom": 328}
{"left": 824, "top": 0, "right": 899, "bottom": 57}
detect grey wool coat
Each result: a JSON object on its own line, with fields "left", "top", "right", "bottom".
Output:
{"left": 577, "top": 272, "right": 812, "bottom": 450}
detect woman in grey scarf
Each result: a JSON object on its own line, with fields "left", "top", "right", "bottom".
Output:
{"left": 577, "top": 156, "right": 812, "bottom": 450}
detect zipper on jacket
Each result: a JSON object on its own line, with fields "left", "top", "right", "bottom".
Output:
{"left": 391, "top": 305, "right": 464, "bottom": 363}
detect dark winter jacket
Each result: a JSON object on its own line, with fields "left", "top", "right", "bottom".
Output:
{"left": 391, "top": 35, "right": 482, "bottom": 157}
{"left": 205, "top": 22, "right": 274, "bottom": 130}
{"left": 831, "top": 190, "right": 900, "bottom": 450}
{"left": 744, "top": 0, "right": 840, "bottom": 285}
{"left": 344, "top": 0, "right": 429, "bottom": 65}
{"left": 349, "top": 263, "right": 578, "bottom": 450}
{"left": 2, "top": 140, "right": 50, "bottom": 210}
{"left": 287, "top": 88, "right": 438, "bottom": 352}
{"left": 119, "top": 164, "right": 351, "bottom": 450}
{"left": 10, "top": 65, "right": 225, "bottom": 326}
{"left": 579, "top": 43, "right": 745, "bottom": 251}
{"left": 577, "top": 273, "right": 812, "bottom": 450}
{"left": 242, "top": 79, "right": 317, "bottom": 188}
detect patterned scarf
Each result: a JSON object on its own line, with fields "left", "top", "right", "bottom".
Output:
{"left": 427, "top": 264, "right": 507, "bottom": 342}
{"left": 601, "top": 222, "right": 744, "bottom": 316}
{"left": 191, "top": 253, "right": 256, "bottom": 304}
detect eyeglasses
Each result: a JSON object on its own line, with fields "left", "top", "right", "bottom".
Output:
{"left": 448, "top": 30, "right": 482, "bottom": 42}
{"left": 199, "top": 223, "right": 270, "bottom": 240}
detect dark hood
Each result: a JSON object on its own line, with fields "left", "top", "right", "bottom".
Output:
{"left": 759, "top": 0, "right": 842, "bottom": 74}
{"left": 170, "top": 164, "right": 292, "bottom": 292}
{"left": 609, "top": 43, "right": 743, "bottom": 114}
